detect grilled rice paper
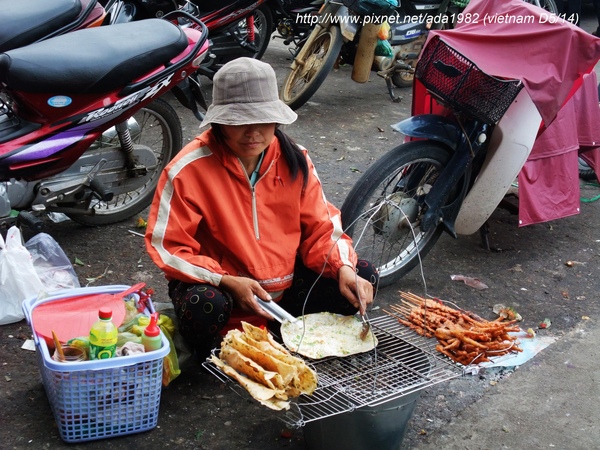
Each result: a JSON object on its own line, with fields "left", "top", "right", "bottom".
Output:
{"left": 281, "top": 312, "right": 378, "bottom": 359}
{"left": 219, "top": 345, "right": 287, "bottom": 394}
{"left": 224, "top": 329, "right": 296, "bottom": 386}
{"left": 213, "top": 322, "right": 318, "bottom": 410}
{"left": 210, "top": 355, "right": 290, "bottom": 411}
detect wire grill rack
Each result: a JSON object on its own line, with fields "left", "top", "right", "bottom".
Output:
{"left": 204, "top": 314, "right": 463, "bottom": 428}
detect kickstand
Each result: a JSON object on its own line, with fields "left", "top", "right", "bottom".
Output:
{"left": 382, "top": 74, "right": 403, "bottom": 103}
{"left": 479, "top": 221, "right": 490, "bottom": 251}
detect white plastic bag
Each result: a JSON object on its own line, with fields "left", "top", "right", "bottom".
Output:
{"left": 25, "top": 232, "right": 80, "bottom": 292}
{"left": 0, "top": 227, "right": 45, "bottom": 325}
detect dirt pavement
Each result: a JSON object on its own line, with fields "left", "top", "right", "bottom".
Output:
{"left": 2, "top": 9, "right": 600, "bottom": 450}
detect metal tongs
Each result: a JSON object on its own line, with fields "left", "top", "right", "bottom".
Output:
{"left": 359, "top": 311, "right": 370, "bottom": 340}
{"left": 255, "top": 296, "right": 298, "bottom": 323}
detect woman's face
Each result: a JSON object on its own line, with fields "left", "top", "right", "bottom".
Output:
{"left": 220, "top": 123, "right": 276, "bottom": 159}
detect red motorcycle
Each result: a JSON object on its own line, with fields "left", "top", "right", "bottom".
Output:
{"left": 340, "top": 0, "right": 600, "bottom": 286}
{"left": 0, "top": 0, "right": 106, "bottom": 52}
{"left": 0, "top": 12, "right": 209, "bottom": 230}
{"left": 104, "top": 0, "right": 276, "bottom": 79}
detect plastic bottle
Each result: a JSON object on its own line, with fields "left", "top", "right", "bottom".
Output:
{"left": 142, "top": 312, "right": 162, "bottom": 352}
{"left": 89, "top": 307, "right": 118, "bottom": 360}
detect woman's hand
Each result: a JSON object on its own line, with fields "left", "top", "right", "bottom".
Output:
{"left": 338, "top": 265, "right": 374, "bottom": 315}
{"left": 219, "top": 275, "right": 274, "bottom": 320}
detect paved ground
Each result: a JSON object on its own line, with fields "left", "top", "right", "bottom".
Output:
{"left": 1, "top": 5, "right": 600, "bottom": 450}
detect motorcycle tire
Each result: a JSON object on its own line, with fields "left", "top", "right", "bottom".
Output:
{"left": 241, "top": 4, "right": 273, "bottom": 61}
{"left": 523, "top": 0, "right": 558, "bottom": 15}
{"left": 579, "top": 157, "right": 597, "bottom": 181}
{"left": 280, "top": 25, "right": 344, "bottom": 110}
{"left": 341, "top": 141, "right": 453, "bottom": 287}
{"left": 391, "top": 58, "right": 417, "bottom": 89}
{"left": 68, "top": 97, "right": 182, "bottom": 226}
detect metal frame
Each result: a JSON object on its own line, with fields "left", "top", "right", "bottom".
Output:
{"left": 203, "top": 314, "right": 464, "bottom": 428}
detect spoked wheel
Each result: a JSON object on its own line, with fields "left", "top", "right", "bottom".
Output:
{"left": 235, "top": 4, "right": 273, "bottom": 60}
{"left": 391, "top": 57, "right": 417, "bottom": 88}
{"left": 68, "top": 98, "right": 182, "bottom": 226}
{"left": 341, "top": 141, "right": 453, "bottom": 287}
{"left": 280, "top": 26, "right": 343, "bottom": 110}
{"left": 523, "top": 0, "right": 558, "bottom": 14}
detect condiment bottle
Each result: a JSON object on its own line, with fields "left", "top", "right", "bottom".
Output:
{"left": 89, "top": 307, "right": 118, "bottom": 360}
{"left": 142, "top": 312, "right": 162, "bottom": 352}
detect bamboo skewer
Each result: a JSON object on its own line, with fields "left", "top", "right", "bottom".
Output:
{"left": 385, "top": 291, "right": 523, "bottom": 366}
{"left": 52, "top": 330, "right": 65, "bottom": 361}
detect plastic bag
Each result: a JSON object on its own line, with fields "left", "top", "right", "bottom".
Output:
{"left": 139, "top": 313, "right": 184, "bottom": 387}
{"left": 119, "top": 297, "right": 185, "bottom": 386}
{"left": 25, "top": 233, "right": 80, "bottom": 292}
{"left": 0, "top": 227, "right": 45, "bottom": 325}
{"left": 377, "top": 21, "right": 390, "bottom": 40}
{"left": 375, "top": 39, "right": 394, "bottom": 57}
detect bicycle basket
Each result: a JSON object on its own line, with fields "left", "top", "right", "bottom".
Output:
{"left": 415, "top": 35, "right": 523, "bottom": 124}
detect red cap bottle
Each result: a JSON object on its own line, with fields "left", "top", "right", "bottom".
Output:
{"left": 142, "top": 312, "right": 162, "bottom": 352}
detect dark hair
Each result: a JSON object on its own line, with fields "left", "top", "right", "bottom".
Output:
{"left": 211, "top": 124, "right": 309, "bottom": 188}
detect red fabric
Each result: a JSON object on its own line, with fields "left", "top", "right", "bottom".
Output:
{"left": 518, "top": 72, "right": 600, "bottom": 226}
{"left": 411, "top": 0, "right": 600, "bottom": 227}
{"left": 426, "top": 0, "right": 600, "bottom": 127}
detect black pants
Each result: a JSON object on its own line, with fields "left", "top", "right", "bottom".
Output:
{"left": 168, "top": 259, "right": 379, "bottom": 356}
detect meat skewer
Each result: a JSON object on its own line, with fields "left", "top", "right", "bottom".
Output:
{"left": 385, "top": 291, "right": 523, "bottom": 366}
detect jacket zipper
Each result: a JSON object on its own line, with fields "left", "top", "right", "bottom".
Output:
{"left": 251, "top": 159, "right": 277, "bottom": 240}
{"left": 251, "top": 188, "right": 259, "bottom": 239}
{"left": 238, "top": 158, "right": 275, "bottom": 241}
{"left": 238, "top": 159, "right": 273, "bottom": 241}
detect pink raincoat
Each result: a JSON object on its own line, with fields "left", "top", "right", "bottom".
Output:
{"left": 412, "top": 0, "right": 600, "bottom": 226}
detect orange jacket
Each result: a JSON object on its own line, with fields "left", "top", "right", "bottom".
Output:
{"left": 145, "top": 129, "right": 357, "bottom": 294}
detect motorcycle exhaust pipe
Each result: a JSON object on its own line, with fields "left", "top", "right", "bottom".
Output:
{"left": 352, "top": 23, "right": 380, "bottom": 83}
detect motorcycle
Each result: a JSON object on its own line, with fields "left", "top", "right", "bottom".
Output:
{"left": 279, "top": 0, "right": 458, "bottom": 110}
{"left": 0, "top": 12, "right": 210, "bottom": 230}
{"left": 103, "top": 0, "right": 275, "bottom": 79}
{"left": 270, "top": 0, "right": 323, "bottom": 47}
{"left": 387, "top": 0, "right": 559, "bottom": 89}
{"left": 339, "top": 0, "right": 600, "bottom": 287}
{"left": 0, "top": 0, "right": 106, "bottom": 52}
{"left": 523, "top": 0, "right": 558, "bottom": 13}
{"left": 279, "top": 0, "right": 561, "bottom": 110}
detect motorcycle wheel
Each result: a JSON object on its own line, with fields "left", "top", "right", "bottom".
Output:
{"left": 280, "top": 26, "right": 343, "bottom": 110}
{"left": 68, "top": 98, "right": 182, "bottom": 226}
{"left": 341, "top": 141, "right": 452, "bottom": 287}
{"left": 236, "top": 4, "right": 273, "bottom": 61}
{"left": 391, "top": 58, "right": 416, "bottom": 89}
{"left": 523, "top": 0, "right": 558, "bottom": 14}
{"left": 579, "top": 157, "right": 597, "bottom": 181}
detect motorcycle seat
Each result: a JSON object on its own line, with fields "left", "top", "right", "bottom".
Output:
{"left": 0, "top": 19, "right": 188, "bottom": 95}
{"left": 192, "top": 0, "right": 237, "bottom": 15}
{"left": 0, "top": 0, "right": 82, "bottom": 53}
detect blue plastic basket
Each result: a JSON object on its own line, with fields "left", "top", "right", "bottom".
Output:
{"left": 23, "top": 285, "right": 170, "bottom": 443}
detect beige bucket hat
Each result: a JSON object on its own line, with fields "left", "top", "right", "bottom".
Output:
{"left": 199, "top": 57, "right": 297, "bottom": 128}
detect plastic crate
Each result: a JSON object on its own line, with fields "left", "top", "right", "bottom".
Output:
{"left": 415, "top": 35, "right": 523, "bottom": 124}
{"left": 22, "top": 285, "right": 170, "bottom": 443}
